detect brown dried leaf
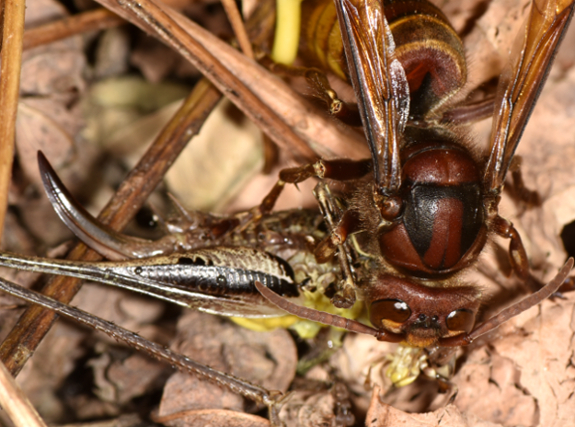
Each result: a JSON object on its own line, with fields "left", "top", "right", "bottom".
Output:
{"left": 164, "top": 100, "right": 264, "bottom": 211}
{"left": 15, "top": 100, "right": 76, "bottom": 187}
{"left": 155, "top": 408, "right": 270, "bottom": 427}
{"left": 16, "top": 0, "right": 87, "bottom": 189}
{"left": 512, "top": 66, "right": 575, "bottom": 268}
{"left": 17, "top": 321, "right": 87, "bottom": 422}
{"left": 453, "top": 295, "right": 575, "bottom": 427}
{"left": 91, "top": 352, "right": 168, "bottom": 406}
{"left": 279, "top": 381, "right": 355, "bottom": 427}
{"left": 157, "top": 311, "right": 297, "bottom": 417}
{"left": 21, "top": 46, "right": 86, "bottom": 96}
{"left": 93, "top": 27, "right": 132, "bottom": 79}
{"left": 462, "top": 0, "right": 531, "bottom": 88}
{"left": 56, "top": 284, "right": 169, "bottom": 419}
{"left": 22, "top": 0, "right": 85, "bottom": 97}
{"left": 82, "top": 76, "right": 190, "bottom": 156}
{"left": 366, "top": 395, "right": 503, "bottom": 427}
{"left": 131, "top": 36, "right": 199, "bottom": 83}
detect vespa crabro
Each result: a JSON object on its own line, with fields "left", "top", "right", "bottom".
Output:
{"left": 259, "top": 0, "right": 574, "bottom": 346}
{"left": 0, "top": 0, "right": 574, "bottom": 425}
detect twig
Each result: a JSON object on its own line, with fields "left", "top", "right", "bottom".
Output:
{"left": 0, "top": 79, "right": 222, "bottom": 376}
{"left": 221, "top": 0, "right": 254, "bottom": 59}
{"left": 0, "top": 360, "right": 47, "bottom": 427}
{"left": 0, "top": 0, "right": 26, "bottom": 241}
{"left": 94, "top": 0, "right": 368, "bottom": 161}
{"left": 23, "top": 8, "right": 125, "bottom": 50}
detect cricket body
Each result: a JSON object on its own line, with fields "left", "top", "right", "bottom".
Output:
{"left": 23, "top": 154, "right": 357, "bottom": 334}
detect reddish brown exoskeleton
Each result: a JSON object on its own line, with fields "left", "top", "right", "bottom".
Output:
{"left": 256, "top": 0, "right": 575, "bottom": 351}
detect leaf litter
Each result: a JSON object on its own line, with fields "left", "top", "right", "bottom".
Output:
{"left": 0, "top": 0, "right": 574, "bottom": 426}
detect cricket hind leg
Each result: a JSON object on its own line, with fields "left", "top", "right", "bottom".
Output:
{"left": 0, "top": 275, "right": 290, "bottom": 427}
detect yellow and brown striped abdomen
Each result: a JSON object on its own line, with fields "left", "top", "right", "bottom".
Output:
{"left": 300, "top": 0, "right": 467, "bottom": 116}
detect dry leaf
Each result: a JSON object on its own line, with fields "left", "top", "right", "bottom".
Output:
{"left": 157, "top": 311, "right": 297, "bottom": 418}
{"left": 155, "top": 408, "right": 270, "bottom": 427}
{"left": 165, "top": 100, "right": 264, "bottom": 211}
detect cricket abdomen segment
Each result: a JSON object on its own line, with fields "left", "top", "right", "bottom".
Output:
{"left": 127, "top": 263, "right": 299, "bottom": 297}
{"left": 117, "top": 246, "right": 300, "bottom": 298}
